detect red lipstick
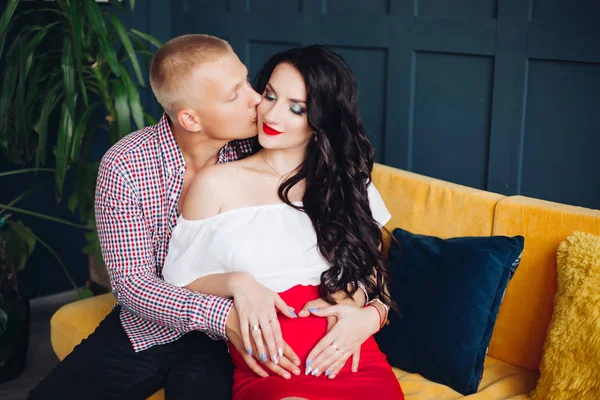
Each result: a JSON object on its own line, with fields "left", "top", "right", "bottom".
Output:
{"left": 263, "top": 123, "right": 283, "bottom": 136}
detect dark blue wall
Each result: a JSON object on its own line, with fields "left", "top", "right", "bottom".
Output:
{"left": 2, "top": 0, "right": 599, "bottom": 297}
{"left": 164, "top": 0, "right": 600, "bottom": 209}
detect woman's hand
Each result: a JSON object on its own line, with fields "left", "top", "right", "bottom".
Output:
{"left": 228, "top": 272, "right": 297, "bottom": 366}
{"left": 304, "top": 304, "right": 380, "bottom": 379}
{"left": 226, "top": 307, "right": 301, "bottom": 379}
{"left": 298, "top": 298, "right": 337, "bottom": 331}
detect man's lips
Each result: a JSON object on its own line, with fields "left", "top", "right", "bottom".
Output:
{"left": 263, "top": 123, "right": 283, "bottom": 136}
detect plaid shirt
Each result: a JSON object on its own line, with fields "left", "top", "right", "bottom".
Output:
{"left": 95, "top": 114, "right": 258, "bottom": 352}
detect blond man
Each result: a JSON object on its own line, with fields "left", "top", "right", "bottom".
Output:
{"left": 29, "top": 34, "right": 297, "bottom": 400}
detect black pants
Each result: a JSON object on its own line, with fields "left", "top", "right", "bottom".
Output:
{"left": 28, "top": 306, "right": 233, "bottom": 400}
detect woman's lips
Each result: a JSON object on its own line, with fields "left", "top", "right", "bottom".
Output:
{"left": 263, "top": 123, "right": 283, "bottom": 136}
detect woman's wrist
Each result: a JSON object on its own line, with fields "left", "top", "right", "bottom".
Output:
{"left": 227, "top": 271, "right": 255, "bottom": 295}
{"left": 364, "top": 298, "right": 389, "bottom": 331}
{"left": 362, "top": 304, "right": 382, "bottom": 335}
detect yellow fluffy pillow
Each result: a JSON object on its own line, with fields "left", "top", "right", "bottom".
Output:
{"left": 531, "top": 231, "right": 600, "bottom": 400}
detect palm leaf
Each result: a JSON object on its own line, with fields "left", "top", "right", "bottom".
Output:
{"left": 0, "top": 0, "right": 19, "bottom": 62}
{"left": 34, "top": 79, "right": 63, "bottom": 168}
{"left": 119, "top": 66, "right": 144, "bottom": 129}
{"left": 83, "top": 0, "right": 120, "bottom": 76}
{"left": 112, "top": 80, "right": 131, "bottom": 139}
{"left": 68, "top": 0, "right": 89, "bottom": 107}
{"left": 55, "top": 102, "right": 74, "bottom": 199}
{"left": 0, "top": 54, "right": 18, "bottom": 143}
{"left": 71, "top": 102, "right": 100, "bottom": 161}
{"left": 130, "top": 28, "right": 162, "bottom": 49}
{"left": 62, "top": 38, "right": 77, "bottom": 124}
{"left": 108, "top": 13, "right": 144, "bottom": 86}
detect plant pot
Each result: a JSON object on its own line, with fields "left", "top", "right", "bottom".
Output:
{"left": 88, "top": 253, "right": 111, "bottom": 293}
{"left": 0, "top": 296, "right": 30, "bottom": 383}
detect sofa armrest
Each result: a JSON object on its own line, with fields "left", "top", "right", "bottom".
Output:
{"left": 50, "top": 293, "right": 117, "bottom": 360}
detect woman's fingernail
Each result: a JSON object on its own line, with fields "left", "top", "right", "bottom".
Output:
{"left": 260, "top": 352, "right": 267, "bottom": 363}
{"left": 278, "top": 348, "right": 283, "bottom": 357}
{"left": 246, "top": 348, "right": 252, "bottom": 356}
{"left": 305, "top": 367, "right": 312, "bottom": 375}
{"left": 308, "top": 307, "right": 319, "bottom": 313}
{"left": 311, "top": 368, "right": 319, "bottom": 376}
{"left": 294, "top": 359, "right": 301, "bottom": 366}
{"left": 325, "top": 369, "right": 331, "bottom": 376}
{"left": 271, "top": 354, "right": 279, "bottom": 364}
{"left": 293, "top": 369, "right": 301, "bottom": 375}
{"left": 290, "top": 311, "right": 298, "bottom": 318}
{"left": 284, "top": 372, "right": 291, "bottom": 379}
{"left": 306, "top": 359, "right": 312, "bottom": 367}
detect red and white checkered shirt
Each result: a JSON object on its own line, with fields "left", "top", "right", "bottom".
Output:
{"left": 95, "top": 114, "right": 258, "bottom": 352}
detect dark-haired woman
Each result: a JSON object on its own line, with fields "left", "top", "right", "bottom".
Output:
{"left": 163, "top": 45, "right": 404, "bottom": 400}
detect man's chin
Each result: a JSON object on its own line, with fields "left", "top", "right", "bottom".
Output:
{"left": 232, "top": 131, "right": 258, "bottom": 141}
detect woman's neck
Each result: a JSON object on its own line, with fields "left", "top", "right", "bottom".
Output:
{"left": 260, "top": 148, "right": 305, "bottom": 177}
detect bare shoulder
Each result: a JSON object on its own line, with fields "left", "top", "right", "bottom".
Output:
{"left": 182, "top": 160, "right": 252, "bottom": 220}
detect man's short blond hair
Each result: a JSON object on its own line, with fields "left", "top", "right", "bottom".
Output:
{"left": 149, "top": 34, "right": 233, "bottom": 116}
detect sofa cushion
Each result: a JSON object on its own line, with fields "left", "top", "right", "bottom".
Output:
{"left": 377, "top": 228, "right": 524, "bottom": 395}
{"left": 530, "top": 231, "right": 600, "bottom": 399}
{"left": 395, "top": 355, "right": 538, "bottom": 400}
{"left": 489, "top": 196, "right": 600, "bottom": 371}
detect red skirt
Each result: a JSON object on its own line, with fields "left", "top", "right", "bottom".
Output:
{"left": 230, "top": 284, "right": 404, "bottom": 400}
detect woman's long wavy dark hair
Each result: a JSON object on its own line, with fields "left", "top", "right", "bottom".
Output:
{"left": 255, "top": 45, "right": 393, "bottom": 307}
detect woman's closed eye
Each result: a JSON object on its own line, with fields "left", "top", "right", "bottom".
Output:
{"left": 264, "top": 91, "right": 276, "bottom": 102}
{"left": 263, "top": 91, "right": 305, "bottom": 115}
{"left": 289, "top": 103, "right": 305, "bottom": 115}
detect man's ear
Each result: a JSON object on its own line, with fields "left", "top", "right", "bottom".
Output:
{"left": 176, "top": 108, "right": 203, "bottom": 132}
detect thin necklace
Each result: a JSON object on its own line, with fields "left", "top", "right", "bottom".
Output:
{"left": 261, "top": 151, "right": 291, "bottom": 180}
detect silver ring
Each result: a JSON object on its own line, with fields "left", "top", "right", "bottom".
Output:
{"left": 251, "top": 324, "right": 260, "bottom": 331}
{"left": 268, "top": 317, "right": 278, "bottom": 323}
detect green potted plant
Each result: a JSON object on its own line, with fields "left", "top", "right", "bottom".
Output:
{"left": 0, "top": 169, "right": 90, "bottom": 382}
{"left": 0, "top": 0, "right": 162, "bottom": 290}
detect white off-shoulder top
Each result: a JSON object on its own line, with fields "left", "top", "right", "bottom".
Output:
{"left": 163, "top": 183, "right": 391, "bottom": 293}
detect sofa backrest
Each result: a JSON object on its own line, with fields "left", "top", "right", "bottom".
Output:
{"left": 372, "top": 164, "right": 504, "bottom": 243}
{"left": 488, "top": 195, "right": 600, "bottom": 371}
{"left": 372, "top": 163, "right": 600, "bottom": 373}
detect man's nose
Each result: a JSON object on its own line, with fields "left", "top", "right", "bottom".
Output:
{"left": 249, "top": 87, "right": 262, "bottom": 106}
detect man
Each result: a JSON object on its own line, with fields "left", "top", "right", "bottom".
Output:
{"left": 30, "top": 34, "right": 366, "bottom": 399}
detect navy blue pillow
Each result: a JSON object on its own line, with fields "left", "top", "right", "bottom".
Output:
{"left": 376, "top": 228, "right": 524, "bottom": 395}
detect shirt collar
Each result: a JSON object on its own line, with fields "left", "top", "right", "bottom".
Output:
{"left": 157, "top": 113, "right": 186, "bottom": 176}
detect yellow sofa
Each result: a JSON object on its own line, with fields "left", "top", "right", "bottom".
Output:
{"left": 51, "top": 163, "right": 600, "bottom": 399}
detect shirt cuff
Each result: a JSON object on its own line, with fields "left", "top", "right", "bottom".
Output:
{"left": 204, "top": 296, "right": 234, "bottom": 341}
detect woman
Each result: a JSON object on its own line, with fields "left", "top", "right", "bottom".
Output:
{"left": 163, "top": 45, "right": 403, "bottom": 400}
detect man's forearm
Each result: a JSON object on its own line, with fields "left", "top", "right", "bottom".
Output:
{"left": 184, "top": 271, "right": 253, "bottom": 298}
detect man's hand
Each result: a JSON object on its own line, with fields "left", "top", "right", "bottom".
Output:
{"left": 228, "top": 272, "right": 296, "bottom": 365}
{"left": 226, "top": 305, "right": 301, "bottom": 379}
{"left": 303, "top": 304, "right": 380, "bottom": 379}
